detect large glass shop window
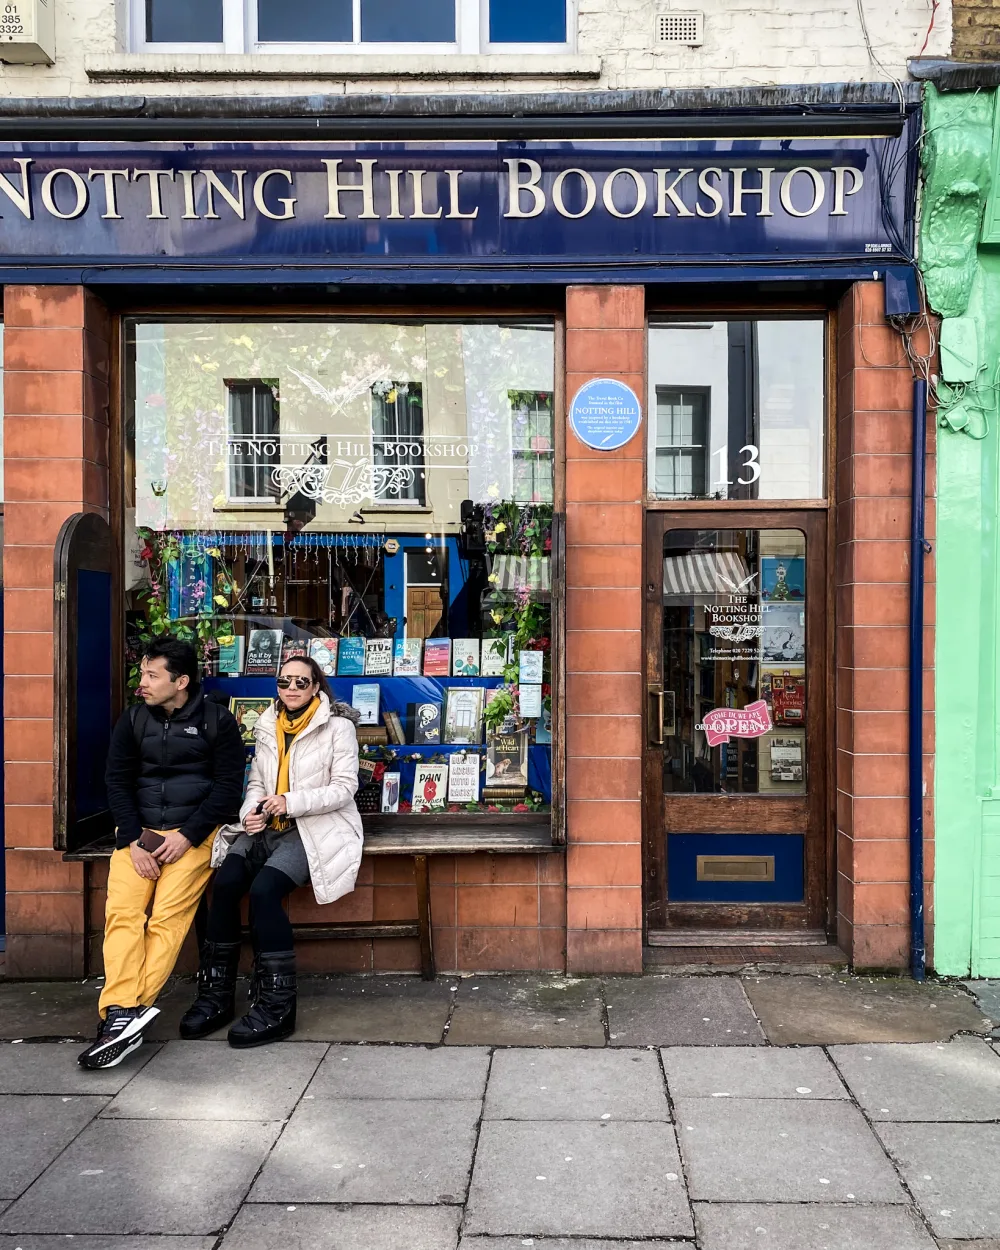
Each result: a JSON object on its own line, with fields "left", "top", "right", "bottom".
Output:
{"left": 647, "top": 319, "right": 825, "bottom": 500}
{"left": 124, "top": 320, "right": 556, "bottom": 820}
{"left": 661, "top": 529, "right": 807, "bottom": 796}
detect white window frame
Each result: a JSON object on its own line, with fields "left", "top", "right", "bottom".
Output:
{"left": 129, "top": 0, "right": 573, "bottom": 54}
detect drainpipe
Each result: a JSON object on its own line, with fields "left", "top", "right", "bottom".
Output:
{"left": 909, "top": 378, "right": 928, "bottom": 981}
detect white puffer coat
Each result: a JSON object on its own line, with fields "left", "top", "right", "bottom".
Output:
{"left": 212, "top": 693, "right": 364, "bottom": 904}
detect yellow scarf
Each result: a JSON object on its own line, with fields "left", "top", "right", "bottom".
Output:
{"left": 274, "top": 696, "right": 321, "bottom": 798}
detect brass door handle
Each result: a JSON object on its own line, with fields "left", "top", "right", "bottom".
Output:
{"left": 649, "top": 687, "right": 665, "bottom": 746}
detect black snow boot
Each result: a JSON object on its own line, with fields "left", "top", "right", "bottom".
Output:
{"left": 179, "top": 940, "right": 242, "bottom": 1039}
{"left": 227, "top": 950, "right": 297, "bottom": 1048}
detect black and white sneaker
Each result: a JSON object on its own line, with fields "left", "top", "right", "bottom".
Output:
{"left": 78, "top": 1005, "right": 160, "bottom": 1070}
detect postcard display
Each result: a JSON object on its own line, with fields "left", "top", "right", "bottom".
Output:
{"left": 124, "top": 319, "right": 556, "bottom": 818}
{"left": 661, "top": 530, "right": 807, "bottom": 795}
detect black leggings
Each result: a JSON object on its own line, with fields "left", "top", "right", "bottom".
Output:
{"left": 206, "top": 853, "right": 296, "bottom": 953}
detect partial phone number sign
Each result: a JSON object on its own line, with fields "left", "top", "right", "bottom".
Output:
{"left": 569, "top": 378, "right": 643, "bottom": 451}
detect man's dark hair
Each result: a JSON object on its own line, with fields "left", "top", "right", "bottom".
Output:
{"left": 143, "top": 635, "right": 200, "bottom": 688}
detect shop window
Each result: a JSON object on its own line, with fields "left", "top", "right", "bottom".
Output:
{"left": 134, "top": 0, "right": 570, "bottom": 52}
{"left": 124, "top": 319, "right": 559, "bottom": 830}
{"left": 647, "top": 319, "right": 826, "bottom": 501}
{"left": 371, "top": 382, "right": 425, "bottom": 505}
{"left": 227, "top": 380, "right": 280, "bottom": 504}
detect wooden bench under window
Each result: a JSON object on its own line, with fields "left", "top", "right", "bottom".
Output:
{"left": 65, "top": 815, "right": 563, "bottom": 979}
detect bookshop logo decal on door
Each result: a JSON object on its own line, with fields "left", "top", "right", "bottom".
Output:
{"left": 697, "top": 700, "right": 773, "bottom": 747}
{"left": 569, "top": 378, "right": 642, "bottom": 451}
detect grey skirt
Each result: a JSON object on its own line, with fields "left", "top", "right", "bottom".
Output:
{"left": 225, "top": 825, "right": 310, "bottom": 886}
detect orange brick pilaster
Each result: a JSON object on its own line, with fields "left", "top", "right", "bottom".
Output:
{"left": 3, "top": 286, "right": 111, "bottom": 977}
{"left": 564, "top": 286, "right": 645, "bottom": 975}
{"left": 835, "top": 282, "right": 935, "bottom": 969}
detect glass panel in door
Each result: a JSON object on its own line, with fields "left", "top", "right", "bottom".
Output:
{"left": 661, "top": 527, "right": 807, "bottom": 799}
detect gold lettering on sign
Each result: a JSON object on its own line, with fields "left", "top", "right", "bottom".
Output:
{"left": 323, "top": 158, "right": 379, "bottom": 220}
{"left": 133, "top": 169, "right": 174, "bottom": 220}
{"left": 696, "top": 167, "right": 724, "bottom": 218}
{"left": 504, "top": 158, "right": 545, "bottom": 218}
{"left": 730, "top": 166, "right": 775, "bottom": 218}
{"left": 203, "top": 169, "right": 247, "bottom": 220}
{"left": 653, "top": 168, "right": 694, "bottom": 218}
{"left": 780, "top": 166, "right": 825, "bottom": 217}
{"left": 831, "top": 165, "right": 864, "bottom": 216}
{"left": 603, "top": 167, "right": 647, "bottom": 219}
{"left": 385, "top": 169, "right": 404, "bottom": 220}
{"left": 40, "top": 168, "right": 88, "bottom": 220}
{"left": 409, "top": 170, "right": 443, "bottom": 220}
{"left": 179, "top": 169, "right": 200, "bottom": 220}
{"left": 0, "top": 156, "right": 34, "bottom": 219}
{"left": 253, "top": 169, "right": 296, "bottom": 221}
{"left": 445, "top": 169, "right": 478, "bottom": 220}
{"left": 87, "top": 169, "right": 130, "bottom": 220}
{"left": 552, "top": 168, "right": 596, "bottom": 219}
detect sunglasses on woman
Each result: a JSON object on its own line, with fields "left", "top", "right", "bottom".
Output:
{"left": 276, "top": 676, "right": 314, "bottom": 690}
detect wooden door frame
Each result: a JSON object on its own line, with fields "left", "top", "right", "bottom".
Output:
{"left": 642, "top": 507, "right": 832, "bottom": 933}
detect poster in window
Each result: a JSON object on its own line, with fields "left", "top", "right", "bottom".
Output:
{"left": 760, "top": 604, "right": 805, "bottom": 663}
{"left": 761, "top": 557, "right": 806, "bottom": 602}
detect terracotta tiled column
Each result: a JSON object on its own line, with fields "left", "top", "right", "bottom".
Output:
{"left": 835, "top": 281, "right": 935, "bottom": 969}
{"left": 3, "top": 286, "right": 111, "bottom": 977}
{"left": 564, "top": 286, "right": 645, "bottom": 975}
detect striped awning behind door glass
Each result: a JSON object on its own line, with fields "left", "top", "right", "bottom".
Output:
{"left": 663, "top": 551, "right": 751, "bottom": 601}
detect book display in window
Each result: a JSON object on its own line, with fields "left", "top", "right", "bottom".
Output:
{"left": 392, "top": 638, "right": 422, "bottom": 676}
{"left": 410, "top": 701, "right": 442, "bottom": 745}
{"left": 352, "top": 683, "right": 381, "bottom": 726}
{"left": 381, "top": 771, "right": 401, "bottom": 813}
{"left": 245, "top": 629, "right": 283, "bottom": 677}
{"left": 481, "top": 634, "right": 512, "bottom": 677}
{"left": 484, "top": 730, "right": 529, "bottom": 799}
{"left": 448, "top": 753, "right": 481, "bottom": 803}
{"left": 337, "top": 637, "right": 366, "bottom": 676}
{"left": 309, "top": 637, "right": 339, "bottom": 675}
{"left": 280, "top": 637, "right": 307, "bottom": 666}
{"left": 444, "top": 687, "right": 484, "bottom": 745}
{"left": 412, "top": 764, "right": 448, "bottom": 813}
{"left": 364, "top": 638, "right": 394, "bottom": 676}
{"left": 230, "top": 697, "right": 273, "bottom": 744}
{"left": 217, "top": 632, "right": 244, "bottom": 676}
{"left": 423, "top": 638, "right": 451, "bottom": 676}
{"left": 452, "top": 639, "right": 481, "bottom": 676}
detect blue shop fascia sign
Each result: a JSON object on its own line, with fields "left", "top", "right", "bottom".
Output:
{"left": 0, "top": 136, "right": 915, "bottom": 282}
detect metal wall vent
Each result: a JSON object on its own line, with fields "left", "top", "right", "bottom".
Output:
{"left": 655, "top": 11, "right": 704, "bottom": 45}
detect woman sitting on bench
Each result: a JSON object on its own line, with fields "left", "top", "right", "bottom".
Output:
{"left": 180, "top": 655, "right": 363, "bottom": 1046}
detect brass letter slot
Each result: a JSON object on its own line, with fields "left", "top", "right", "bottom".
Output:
{"left": 696, "top": 854, "right": 775, "bottom": 883}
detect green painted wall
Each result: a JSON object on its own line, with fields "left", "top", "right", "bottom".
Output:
{"left": 921, "top": 84, "right": 1000, "bottom": 975}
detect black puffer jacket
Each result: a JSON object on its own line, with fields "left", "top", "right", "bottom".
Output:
{"left": 105, "top": 689, "right": 246, "bottom": 849}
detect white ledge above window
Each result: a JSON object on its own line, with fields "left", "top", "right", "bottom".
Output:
{"left": 85, "top": 53, "right": 602, "bottom": 82}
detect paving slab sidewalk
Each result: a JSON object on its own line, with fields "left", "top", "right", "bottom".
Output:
{"left": 743, "top": 974, "right": 990, "bottom": 1044}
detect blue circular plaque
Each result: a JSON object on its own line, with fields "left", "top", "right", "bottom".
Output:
{"left": 569, "top": 378, "right": 643, "bottom": 451}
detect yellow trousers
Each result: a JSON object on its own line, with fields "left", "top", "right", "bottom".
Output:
{"left": 99, "top": 836, "right": 215, "bottom": 1018}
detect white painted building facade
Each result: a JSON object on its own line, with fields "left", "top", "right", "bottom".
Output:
{"left": 0, "top": 0, "right": 951, "bottom": 98}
